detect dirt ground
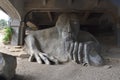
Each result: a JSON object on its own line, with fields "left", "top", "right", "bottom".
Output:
{"left": 1, "top": 34, "right": 120, "bottom": 80}
{"left": 13, "top": 58, "right": 120, "bottom": 80}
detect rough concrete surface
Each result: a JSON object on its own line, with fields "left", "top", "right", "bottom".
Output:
{"left": 1, "top": 34, "right": 120, "bottom": 80}
{"left": 0, "top": 53, "right": 17, "bottom": 80}
{"left": 13, "top": 35, "right": 120, "bottom": 80}
{"left": 12, "top": 58, "right": 120, "bottom": 80}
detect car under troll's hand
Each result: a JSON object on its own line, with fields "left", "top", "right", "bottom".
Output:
{"left": 24, "top": 13, "right": 104, "bottom": 66}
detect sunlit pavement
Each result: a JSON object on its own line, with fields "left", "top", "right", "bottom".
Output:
{"left": 0, "top": 31, "right": 26, "bottom": 57}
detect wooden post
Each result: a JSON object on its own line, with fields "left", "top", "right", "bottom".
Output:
{"left": 43, "top": 0, "right": 47, "bottom": 6}
{"left": 68, "top": 0, "right": 73, "bottom": 5}
{"left": 82, "top": 11, "right": 90, "bottom": 24}
{"left": 48, "top": 12, "right": 53, "bottom": 22}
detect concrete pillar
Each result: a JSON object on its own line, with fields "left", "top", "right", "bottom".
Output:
{"left": 10, "top": 19, "right": 20, "bottom": 45}
{"left": 18, "top": 22, "right": 25, "bottom": 45}
{"left": 116, "top": 23, "right": 120, "bottom": 47}
{"left": 116, "top": 9, "right": 120, "bottom": 47}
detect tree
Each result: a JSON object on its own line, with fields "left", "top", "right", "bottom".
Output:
{"left": 0, "top": 19, "right": 7, "bottom": 29}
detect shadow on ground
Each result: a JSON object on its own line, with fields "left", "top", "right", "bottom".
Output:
{"left": 12, "top": 75, "right": 35, "bottom": 80}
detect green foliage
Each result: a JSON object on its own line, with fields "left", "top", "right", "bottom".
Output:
{"left": 2, "top": 27, "right": 13, "bottom": 44}
{"left": 0, "top": 19, "right": 8, "bottom": 29}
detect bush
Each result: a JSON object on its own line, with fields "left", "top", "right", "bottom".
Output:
{"left": 2, "top": 27, "right": 13, "bottom": 44}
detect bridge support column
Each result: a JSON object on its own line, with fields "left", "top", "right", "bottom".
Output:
{"left": 18, "top": 22, "right": 25, "bottom": 45}
{"left": 115, "top": 9, "right": 120, "bottom": 47}
{"left": 116, "top": 23, "right": 120, "bottom": 47}
{"left": 10, "top": 19, "right": 21, "bottom": 46}
{"left": 116, "top": 9, "right": 120, "bottom": 47}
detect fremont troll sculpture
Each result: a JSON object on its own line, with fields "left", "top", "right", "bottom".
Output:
{"left": 25, "top": 14, "right": 104, "bottom": 66}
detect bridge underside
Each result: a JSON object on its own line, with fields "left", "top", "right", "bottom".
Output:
{"left": 1, "top": 0, "right": 120, "bottom": 46}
